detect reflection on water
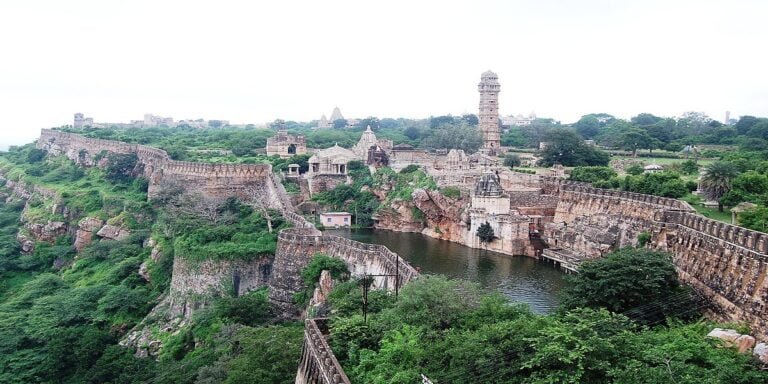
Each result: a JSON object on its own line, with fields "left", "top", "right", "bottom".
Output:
{"left": 324, "top": 228, "right": 568, "bottom": 314}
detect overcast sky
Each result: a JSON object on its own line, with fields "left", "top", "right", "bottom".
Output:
{"left": 1, "top": 0, "right": 767, "bottom": 149}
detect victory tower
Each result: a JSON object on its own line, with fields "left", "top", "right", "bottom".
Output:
{"left": 478, "top": 70, "right": 501, "bottom": 153}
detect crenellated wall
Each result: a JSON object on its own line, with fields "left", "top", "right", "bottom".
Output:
{"left": 268, "top": 227, "right": 418, "bottom": 314}
{"left": 531, "top": 172, "right": 768, "bottom": 340}
{"left": 657, "top": 211, "right": 768, "bottom": 340}
{"left": 36, "top": 129, "right": 274, "bottom": 202}
{"left": 295, "top": 318, "right": 351, "bottom": 384}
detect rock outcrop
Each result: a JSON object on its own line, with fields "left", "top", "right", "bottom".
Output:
{"left": 707, "top": 328, "right": 759, "bottom": 355}
{"left": 74, "top": 217, "right": 104, "bottom": 251}
{"left": 96, "top": 224, "right": 131, "bottom": 241}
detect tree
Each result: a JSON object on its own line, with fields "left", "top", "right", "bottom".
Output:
{"left": 104, "top": 153, "right": 139, "bottom": 183}
{"left": 620, "top": 128, "right": 653, "bottom": 157}
{"left": 560, "top": 248, "right": 698, "bottom": 324}
{"left": 573, "top": 115, "right": 600, "bottom": 139}
{"left": 503, "top": 153, "right": 521, "bottom": 168}
{"left": 476, "top": 221, "right": 495, "bottom": 245}
{"left": 332, "top": 119, "right": 348, "bottom": 129}
{"left": 700, "top": 161, "right": 739, "bottom": 211}
{"left": 539, "top": 128, "right": 609, "bottom": 167}
{"left": 460, "top": 114, "right": 479, "bottom": 126}
{"left": 734, "top": 115, "right": 760, "bottom": 135}
{"left": 423, "top": 122, "right": 483, "bottom": 153}
{"left": 569, "top": 166, "right": 617, "bottom": 183}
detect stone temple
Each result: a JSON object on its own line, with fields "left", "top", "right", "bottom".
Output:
{"left": 478, "top": 70, "right": 501, "bottom": 154}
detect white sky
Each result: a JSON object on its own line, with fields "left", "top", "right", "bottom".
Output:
{"left": 1, "top": 0, "right": 767, "bottom": 148}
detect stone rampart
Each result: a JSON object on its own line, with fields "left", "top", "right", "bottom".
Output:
{"left": 269, "top": 229, "right": 418, "bottom": 313}
{"left": 295, "top": 318, "right": 351, "bottom": 384}
{"left": 657, "top": 211, "right": 768, "bottom": 339}
{"left": 37, "top": 129, "right": 275, "bottom": 202}
{"left": 534, "top": 172, "right": 768, "bottom": 340}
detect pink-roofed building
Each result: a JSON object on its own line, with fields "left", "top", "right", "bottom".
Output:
{"left": 320, "top": 212, "right": 352, "bottom": 228}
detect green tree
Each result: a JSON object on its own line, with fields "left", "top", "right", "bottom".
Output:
{"left": 539, "top": 128, "right": 609, "bottom": 167}
{"left": 423, "top": 122, "right": 483, "bottom": 153}
{"left": 680, "top": 159, "right": 700, "bottom": 175}
{"left": 737, "top": 206, "right": 768, "bottom": 232}
{"left": 104, "top": 153, "right": 139, "bottom": 183}
{"left": 573, "top": 115, "right": 601, "bottom": 139}
{"left": 700, "top": 161, "right": 739, "bottom": 211}
{"left": 476, "top": 221, "right": 495, "bottom": 244}
{"left": 503, "top": 153, "right": 521, "bottom": 168}
{"left": 560, "top": 248, "right": 698, "bottom": 324}
{"left": 569, "top": 166, "right": 617, "bottom": 183}
{"left": 620, "top": 128, "right": 653, "bottom": 157}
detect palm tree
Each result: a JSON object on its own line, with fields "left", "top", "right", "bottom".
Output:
{"left": 700, "top": 161, "right": 739, "bottom": 212}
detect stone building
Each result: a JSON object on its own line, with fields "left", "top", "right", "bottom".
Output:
{"left": 73, "top": 113, "right": 95, "bottom": 128}
{"left": 478, "top": 70, "right": 501, "bottom": 154}
{"left": 352, "top": 126, "right": 393, "bottom": 162}
{"left": 471, "top": 171, "right": 510, "bottom": 215}
{"left": 308, "top": 144, "right": 356, "bottom": 175}
{"left": 445, "top": 149, "right": 469, "bottom": 170}
{"left": 329, "top": 107, "right": 344, "bottom": 122}
{"left": 320, "top": 212, "right": 352, "bottom": 228}
{"left": 266, "top": 130, "right": 307, "bottom": 158}
{"left": 316, "top": 114, "right": 331, "bottom": 129}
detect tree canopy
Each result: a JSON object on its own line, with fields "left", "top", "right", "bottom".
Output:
{"left": 539, "top": 128, "right": 609, "bottom": 167}
{"left": 560, "top": 248, "right": 699, "bottom": 324}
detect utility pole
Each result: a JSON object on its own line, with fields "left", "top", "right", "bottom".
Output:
{"left": 360, "top": 272, "right": 400, "bottom": 323}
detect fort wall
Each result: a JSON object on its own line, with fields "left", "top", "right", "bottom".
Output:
{"left": 533, "top": 173, "right": 768, "bottom": 340}
{"left": 37, "top": 129, "right": 274, "bottom": 201}
{"left": 295, "top": 318, "right": 351, "bottom": 384}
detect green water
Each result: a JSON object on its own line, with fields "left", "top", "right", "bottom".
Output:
{"left": 324, "top": 228, "right": 568, "bottom": 314}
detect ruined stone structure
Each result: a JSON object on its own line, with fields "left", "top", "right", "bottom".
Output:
{"left": 305, "top": 144, "right": 356, "bottom": 195}
{"left": 73, "top": 112, "right": 94, "bottom": 128}
{"left": 267, "top": 130, "right": 307, "bottom": 158}
{"left": 478, "top": 70, "right": 501, "bottom": 153}
{"left": 168, "top": 256, "right": 273, "bottom": 318}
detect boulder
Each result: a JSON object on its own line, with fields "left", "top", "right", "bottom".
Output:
{"left": 754, "top": 343, "right": 768, "bottom": 364}
{"left": 16, "top": 233, "right": 34, "bottom": 253}
{"left": 150, "top": 244, "right": 162, "bottom": 262}
{"left": 26, "top": 221, "right": 67, "bottom": 243}
{"left": 74, "top": 217, "right": 104, "bottom": 251}
{"left": 97, "top": 224, "right": 131, "bottom": 241}
{"left": 139, "top": 261, "right": 151, "bottom": 282}
{"left": 706, "top": 328, "right": 742, "bottom": 347}
{"left": 735, "top": 334, "right": 756, "bottom": 353}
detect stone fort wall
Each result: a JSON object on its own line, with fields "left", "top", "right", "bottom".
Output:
{"left": 531, "top": 174, "right": 768, "bottom": 340}
{"left": 37, "top": 129, "right": 275, "bottom": 202}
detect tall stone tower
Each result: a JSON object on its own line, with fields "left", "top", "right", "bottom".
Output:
{"left": 478, "top": 70, "right": 501, "bottom": 153}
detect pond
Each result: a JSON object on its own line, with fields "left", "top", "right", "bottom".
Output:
{"left": 324, "top": 228, "right": 568, "bottom": 314}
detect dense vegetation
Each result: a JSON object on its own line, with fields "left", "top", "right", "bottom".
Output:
{"left": 323, "top": 249, "right": 767, "bottom": 384}
{"left": 0, "top": 145, "right": 302, "bottom": 383}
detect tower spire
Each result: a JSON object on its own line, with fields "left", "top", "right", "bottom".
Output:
{"left": 478, "top": 70, "right": 501, "bottom": 154}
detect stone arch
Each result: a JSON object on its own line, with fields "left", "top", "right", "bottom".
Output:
{"left": 287, "top": 143, "right": 297, "bottom": 155}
